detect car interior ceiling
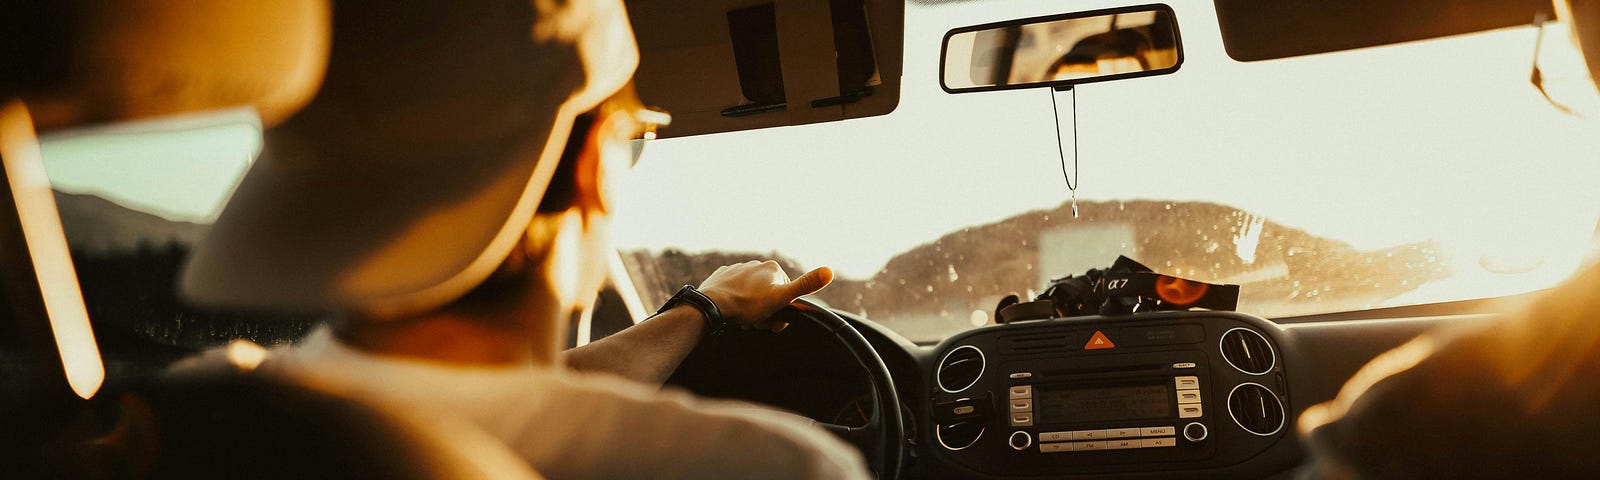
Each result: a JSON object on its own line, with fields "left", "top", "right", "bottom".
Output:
{"left": 4, "top": 0, "right": 1598, "bottom": 478}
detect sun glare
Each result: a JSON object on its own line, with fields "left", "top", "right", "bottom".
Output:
{"left": 1, "top": 101, "right": 104, "bottom": 399}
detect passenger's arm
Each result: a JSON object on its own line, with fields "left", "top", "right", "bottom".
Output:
{"left": 563, "top": 261, "right": 833, "bottom": 385}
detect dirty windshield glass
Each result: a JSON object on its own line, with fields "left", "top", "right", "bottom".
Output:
{"left": 613, "top": 1, "right": 1600, "bottom": 342}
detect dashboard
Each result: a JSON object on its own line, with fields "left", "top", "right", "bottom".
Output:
{"left": 665, "top": 305, "right": 1492, "bottom": 479}
{"left": 918, "top": 312, "right": 1298, "bottom": 478}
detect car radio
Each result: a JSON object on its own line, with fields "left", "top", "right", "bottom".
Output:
{"left": 1000, "top": 351, "right": 1212, "bottom": 460}
{"left": 928, "top": 315, "right": 1288, "bottom": 477}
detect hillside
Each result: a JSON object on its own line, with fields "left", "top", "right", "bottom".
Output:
{"left": 625, "top": 200, "right": 1447, "bottom": 340}
{"left": 44, "top": 191, "right": 1448, "bottom": 345}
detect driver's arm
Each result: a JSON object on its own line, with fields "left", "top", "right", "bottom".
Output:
{"left": 563, "top": 260, "right": 833, "bottom": 385}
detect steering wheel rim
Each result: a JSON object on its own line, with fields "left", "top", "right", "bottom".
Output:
{"left": 789, "top": 298, "right": 904, "bottom": 480}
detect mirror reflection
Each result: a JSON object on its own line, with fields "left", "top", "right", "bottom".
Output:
{"left": 943, "top": 7, "right": 1181, "bottom": 92}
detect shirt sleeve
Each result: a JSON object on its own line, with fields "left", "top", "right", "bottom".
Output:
{"left": 499, "top": 371, "right": 874, "bottom": 480}
{"left": 1297, "top": 262, "right": 1600, "bottom": 479}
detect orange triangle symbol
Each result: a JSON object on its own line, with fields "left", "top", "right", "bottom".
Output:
{"left": 1085, "top": 331, "right": 1115, "bottom": 350}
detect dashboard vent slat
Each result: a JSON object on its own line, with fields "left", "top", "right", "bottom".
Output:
{"left": 935, "top": 422, "right": 984, "bottom": 451}
{"left": 1227, "top": 383, "right": 1285, "bottom": 436}
{"left": 1220, "top": 328, "right": 1276, "bottom": 375}
{"left": 998, "top": 331, "right": 1072, "bottom": 354}
{"left": 936, "top": 345, "right": 985, "bottom": 393}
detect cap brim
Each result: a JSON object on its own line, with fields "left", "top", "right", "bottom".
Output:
{"left": 179, "top": 0, "right": 638, "bottom": 317}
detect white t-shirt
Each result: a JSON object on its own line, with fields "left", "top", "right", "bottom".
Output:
{"left": 180, "top": 328, "right": 871, "bottom": 480}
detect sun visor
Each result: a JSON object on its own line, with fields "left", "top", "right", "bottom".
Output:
{"left": 1214, "top": 0, "right": 1550, "bottom": 62}
{"left": 625, "top": 0, "right": 903, "bottom": 138}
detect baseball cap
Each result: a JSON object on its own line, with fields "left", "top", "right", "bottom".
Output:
{"left": 179, "top": 0, "right": 639, "bottom": 318}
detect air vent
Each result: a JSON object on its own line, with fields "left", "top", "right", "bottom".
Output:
{"left": 937, "top": 345, "right": 985, "bottom": 393}
{"left": 998, "top": 331, "right": 1073, "bottom": 354}
{"left": 1220, "top": 328, "right": 1276, "bottom": 375}
{"left": 1227, "top": 383, "right": 1285, "bottom": 436}
{"left": 935, "top": 422, "right": 985, "bottom": 451}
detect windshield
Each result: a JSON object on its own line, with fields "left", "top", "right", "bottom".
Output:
{"left": 614, "top": 1, "right": 1600, "bottom": 342}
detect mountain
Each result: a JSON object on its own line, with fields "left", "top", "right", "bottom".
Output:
{"left": 624, "top": 200, "right": 1448, "bottom": 341}
{"left": 43, "top": 191, "right": 1447, "bottom": 344}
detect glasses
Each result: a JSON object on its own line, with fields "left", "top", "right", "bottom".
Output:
{"left": 571, "top": 83, "right": 672, "bottom": 166}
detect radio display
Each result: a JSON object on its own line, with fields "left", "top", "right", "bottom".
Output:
{"left": 1035, "top": 384, "right": 1171, "bottom": 423}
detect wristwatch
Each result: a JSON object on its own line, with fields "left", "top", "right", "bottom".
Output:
{"left": 656, "top": 285, "right": 727, "bottom": 338}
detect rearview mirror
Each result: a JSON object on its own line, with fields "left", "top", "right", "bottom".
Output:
{"left": 941, "top": 4, "right": 1182, "bottom": 93}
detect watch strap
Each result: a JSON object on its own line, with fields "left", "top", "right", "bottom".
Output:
{"left": 657, "top": 285, "right": 726, "bottom": 338}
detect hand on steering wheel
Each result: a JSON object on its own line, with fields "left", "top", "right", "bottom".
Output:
{"left": 689, "top": 262, "right": 902, "bottom": 479}
{"left": 698, "top": 261, "right": 833, "bottom": 332}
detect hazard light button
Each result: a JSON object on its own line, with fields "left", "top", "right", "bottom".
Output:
{"left": 1085, "top": 330, "right": 1115, "bottom": 350}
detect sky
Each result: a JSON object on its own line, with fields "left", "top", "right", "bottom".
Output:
{"left": 33, "top": 0, "right": 1600, "bottom": 300}
{"left": 610, "top": 0, "right": 1600, "bottom": 287}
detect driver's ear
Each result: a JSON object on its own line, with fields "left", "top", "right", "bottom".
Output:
{"left": 572, "top": 115, "right": 619, "bottom": 217}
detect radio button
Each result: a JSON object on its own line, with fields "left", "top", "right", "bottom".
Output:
{"left": 1039, "top": 431, "right": 1072, "bottom": 442}
{"left": 1009, "top": 385, "right": 1033, "bottom": 399}
{"left": 1106, "top": 428, "right": 1141, "bottom": 438}
{"left": 1106, "top": 439, "right": 1142, "bottom": 450}
{"left": 1179, "top": 404, "right": 1203, "bottom": 418}
{"left": 1009, "top": 431, "right": 1033, "bottom": 451}
{"left": 1009, "top": 399, "right": 1032, "bottom": 412}
{"left": 1010, "top": 413, "right": 1034, "bottom": 427}
{"left": 1040, "top": 442, "right": 1071, "bottom": 453}
{"left": 1177, "top": 389, "right": 1203, "bottom": 404}
{"left": 1142, "top": 437, "right": 1177, "bottom": 448}
{"left": 1141, "top": 426, "right": 1175, "bottom": 437}
{"left": 1071, "top": 429, "right": 1107, "bottom": 440}
{"left": 1071, "top": 441, "right": 1107, "bottom": 451}
{"left": 1175, "top": 376, "right": 1200, "bottom": 389}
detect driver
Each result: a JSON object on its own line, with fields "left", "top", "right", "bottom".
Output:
{"left": 170, "top": 0, "right": 868, "bottom": 478}
{"left": 1295, "top": 1, "right": 1600, "bottom": 477}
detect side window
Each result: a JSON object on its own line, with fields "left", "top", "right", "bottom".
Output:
{"left": 39, "top": 111, "right": 316, "bottom": 362}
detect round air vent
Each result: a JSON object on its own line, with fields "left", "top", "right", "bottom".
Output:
{"left": 1227, "top": 383, "right": 1285, "bottom": 436}
{"left": 936, "top": 345, "right": 985, "bottom": 393}
{"left": 935, "top": 422, "right": 985, "bottom": 451}
{"left": 1219, "top": 328, "right": 1276, "bottom": 375}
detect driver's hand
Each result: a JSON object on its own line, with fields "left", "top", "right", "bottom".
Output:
{"left": 698, "top": 260, "right": 833, "bottom": 332}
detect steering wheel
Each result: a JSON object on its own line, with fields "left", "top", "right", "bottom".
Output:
{"left": 788, "top": 298, "right": 904, "bottom": 480}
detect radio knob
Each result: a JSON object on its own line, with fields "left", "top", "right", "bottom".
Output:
{"left": 1183, "top": 422, "right": 1209, "bottom": 443}
{"left": 1009, "top": 431, "right": 1033, "bottom": 451}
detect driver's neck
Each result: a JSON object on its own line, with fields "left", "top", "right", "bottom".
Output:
{"left": 331, "top": 274, "right": 568, "bottom": 368}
